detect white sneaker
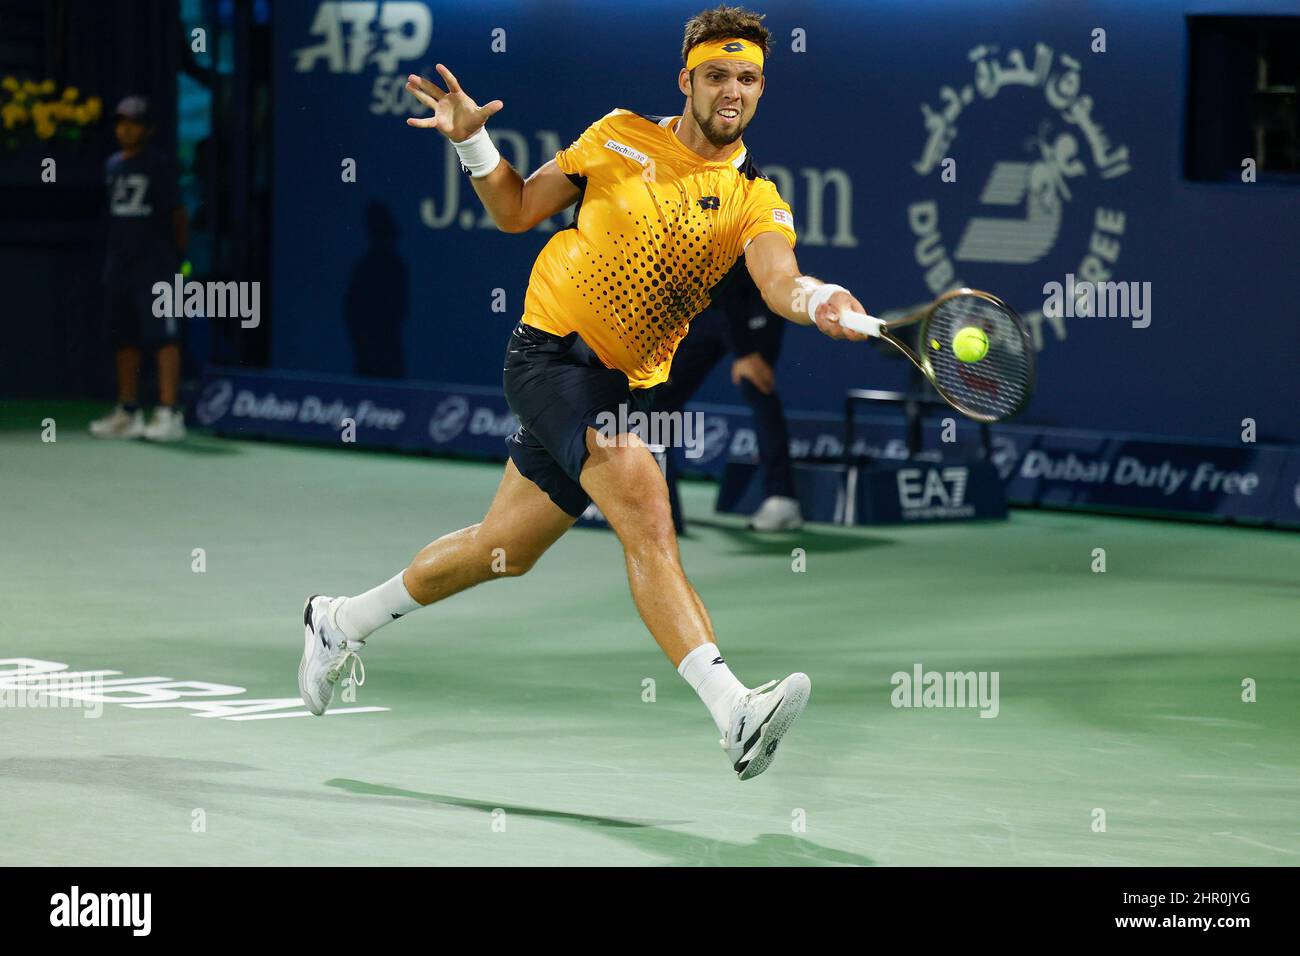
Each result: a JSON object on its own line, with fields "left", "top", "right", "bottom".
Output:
{"left": 142, "top": 406, "right": 187, "bottom": 442}
{"left": 89, "top": 405, "right": 145, "bottom": 439}
{"left": 748, "top": 495, "right": 803, "bottom": 532}
{"left": 299, "top": 594, "right": 366, "bottom": 716}
{"left": 722, "top": 672, "right": 812, "bottom": 781}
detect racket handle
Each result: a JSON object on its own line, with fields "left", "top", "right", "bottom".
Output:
{"left": 839, "top": 311, "right": 885, "bottom": 337}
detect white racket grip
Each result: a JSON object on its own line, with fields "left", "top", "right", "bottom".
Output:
{"left": 839, "top": 311, "right": 886, "bottom": 337}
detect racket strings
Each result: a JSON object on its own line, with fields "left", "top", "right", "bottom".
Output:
{"left": 923, "top": 295, "right": 1034, "bottom": 421}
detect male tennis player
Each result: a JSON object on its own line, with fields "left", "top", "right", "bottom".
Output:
{"left": 299, "top": 5, "right": 870, "bottom": 780}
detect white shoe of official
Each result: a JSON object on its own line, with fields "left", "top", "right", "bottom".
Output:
{"left": 748, "top": 495, "right": 803, "bottom": 532}
{"left": 89, "top": 405, "right": 145, "bottom": 439}
{"left": 142, "top": 406, "right": 187, "bottom": 442}
{"left": 722, "top": 673, "right": 812, "bottom": 781}
{"left": 299, "top": 594, "right": 366, "bottom": 716}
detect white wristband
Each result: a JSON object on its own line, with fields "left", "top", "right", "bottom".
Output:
{"left": 452, "top": 126, "right": 502, "bottom": 178}
{"left": 806, "top": 283, "right": 848, "bottom": 324}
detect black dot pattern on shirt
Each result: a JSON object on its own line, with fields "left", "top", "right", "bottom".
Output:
{"left": 570, "top": 198, "right": 731, "bottom": 376}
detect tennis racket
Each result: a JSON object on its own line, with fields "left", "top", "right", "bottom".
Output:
{"left": 840, "top": 288, "right": 1035, "bottom": 423}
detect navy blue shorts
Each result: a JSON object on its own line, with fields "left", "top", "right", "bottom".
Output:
{"left": 107, "top": 272, "right": 180, "bottom": 350}
{"left": 502, "top": 322, "right": 656, "bottom": 518}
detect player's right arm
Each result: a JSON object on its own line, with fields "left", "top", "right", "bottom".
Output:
{"left": 405, "top": 65, "right": 580, "bottom": 233}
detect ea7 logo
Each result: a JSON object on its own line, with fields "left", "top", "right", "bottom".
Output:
{"left": 294, "top": 2, "right": 432, "bottom": 74}
{"left": 897, "top": 466, "right": 968, "bottom": 509}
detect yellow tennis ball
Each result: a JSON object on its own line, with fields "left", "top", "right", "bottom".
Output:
{"left": 952, "top": 326, "right": 989, "bottom": 363}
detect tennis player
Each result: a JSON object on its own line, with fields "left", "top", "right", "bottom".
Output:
{"left": 299, "top": 5, "right": 870, "bottom": 780}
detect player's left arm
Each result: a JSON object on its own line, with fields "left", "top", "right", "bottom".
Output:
{"left": 743, "top": 232, "right": 871, "bottom": 342}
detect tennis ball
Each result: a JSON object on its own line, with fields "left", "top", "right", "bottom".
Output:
{"left": 952, "top": 326, "right": 989, "bottom": 363}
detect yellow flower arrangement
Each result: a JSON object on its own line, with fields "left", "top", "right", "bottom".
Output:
{"left": 1, "top": 76, "right": 102, "bottom": 146}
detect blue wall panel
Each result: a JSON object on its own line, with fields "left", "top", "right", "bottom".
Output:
{"left": 271, "top": 0, "right": 1300, "bottom": 444}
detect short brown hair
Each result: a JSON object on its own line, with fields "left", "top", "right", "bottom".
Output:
{"left": 681, "top": 5, "right": 771, "bottom": 65}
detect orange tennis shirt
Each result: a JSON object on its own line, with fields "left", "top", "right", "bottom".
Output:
{"left": 522, "top": 109, "right": 797, "bottom": 389}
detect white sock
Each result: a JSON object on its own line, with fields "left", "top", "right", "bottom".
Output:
{"left": 334, "top": 571, "right": 421, "bottom": 642}
{"left": 677, "top": 643, "right": 746, "bottom": 735}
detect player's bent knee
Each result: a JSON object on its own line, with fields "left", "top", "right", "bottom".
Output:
{"left": 608, "top": 498, "right": 677, "bottom": 557}
{"left": 471, "top": 528, "right": 544, "bottom": 579}
{"left": 624, "top": 526, "right": 678, "bottom": 562}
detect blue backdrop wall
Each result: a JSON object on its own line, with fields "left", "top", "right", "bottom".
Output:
{"left": 270, "top": 0, "right": 1300, "bottom": 445}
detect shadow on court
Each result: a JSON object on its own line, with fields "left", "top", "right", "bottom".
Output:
{"left": 131, "top": 436, "right": 246, "bottom": 456}
{"left": 682, "top": 516, "right": 896, "bottom": 557}
{"left": 327, "top": 777, "right": 875, "bottom": 866}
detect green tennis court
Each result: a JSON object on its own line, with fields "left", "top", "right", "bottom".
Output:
{"left": 3, "top": 401, "right": 1297, "bottom": 866}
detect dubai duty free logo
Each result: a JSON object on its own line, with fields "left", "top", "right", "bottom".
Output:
{"left": 428, "top": 396, "right": 470, "bottom": 444}
{"left": 195, "top": 379, "right": 233, "bottom": 426}
{"left": 908, "top": 42, "right": 1136, "bottom": 347}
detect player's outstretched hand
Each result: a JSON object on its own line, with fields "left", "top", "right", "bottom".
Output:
{"left": 813, "top": 289, "right": 873, "bottom": 342}
{"left": 405, "top": 64, "right": 503, "bottom": 142}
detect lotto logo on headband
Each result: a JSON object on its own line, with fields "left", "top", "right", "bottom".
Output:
{"left": 686, "top": 37, "right": 765, "bottom": 71}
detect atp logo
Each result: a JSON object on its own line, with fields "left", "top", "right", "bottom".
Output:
{"left": 294, "top": 1, "right": 432, "bottom": 74}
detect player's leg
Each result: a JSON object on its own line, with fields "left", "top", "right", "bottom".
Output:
{"left": 298, "top": 457, "right": 575, "bottom": 714}
{"left": 581, "top": 427, "right": 710, "bottom": 664}
{"left": 395, "top": 456, "right": 576, "bottom": 606}
{"left": 157, "top": 344, "right": 181, "bottom": 407}
{"left": 299, "top": 322, "right": 589, "bottom": 714}
{"left": 90, "top": 284, "right": 146, "bottom": 438}
{"left": 579, "top": 426, "right": 810, "bottom": 780}
{"left": 117, "top": 348, "right": 142, "bottom": 406}
{"left": 142, "top": 293, "right": 186, "bottom": 442}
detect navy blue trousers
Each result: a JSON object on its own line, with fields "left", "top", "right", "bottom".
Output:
{"left": 656, "top": 303, "right": 796, "bottom": 500}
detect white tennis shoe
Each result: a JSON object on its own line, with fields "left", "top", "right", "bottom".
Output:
{"left": 748, "top": 495, "right": 803, "bottom": 532}
{"left": 143, "top": 406, "right": 187, "bottom": 442}
{"left": 89, "top": 405, "right": 145, "bottom": 439}
{"left": 722, "top": 672, "right": 811, "bottom": 780}
{"left": 299, "top": 594, "right": 366, "bottom": 716}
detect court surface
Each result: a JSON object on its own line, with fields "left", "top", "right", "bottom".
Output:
{"left": 2, "top": 401, "right": 1297, "bottom": 866}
